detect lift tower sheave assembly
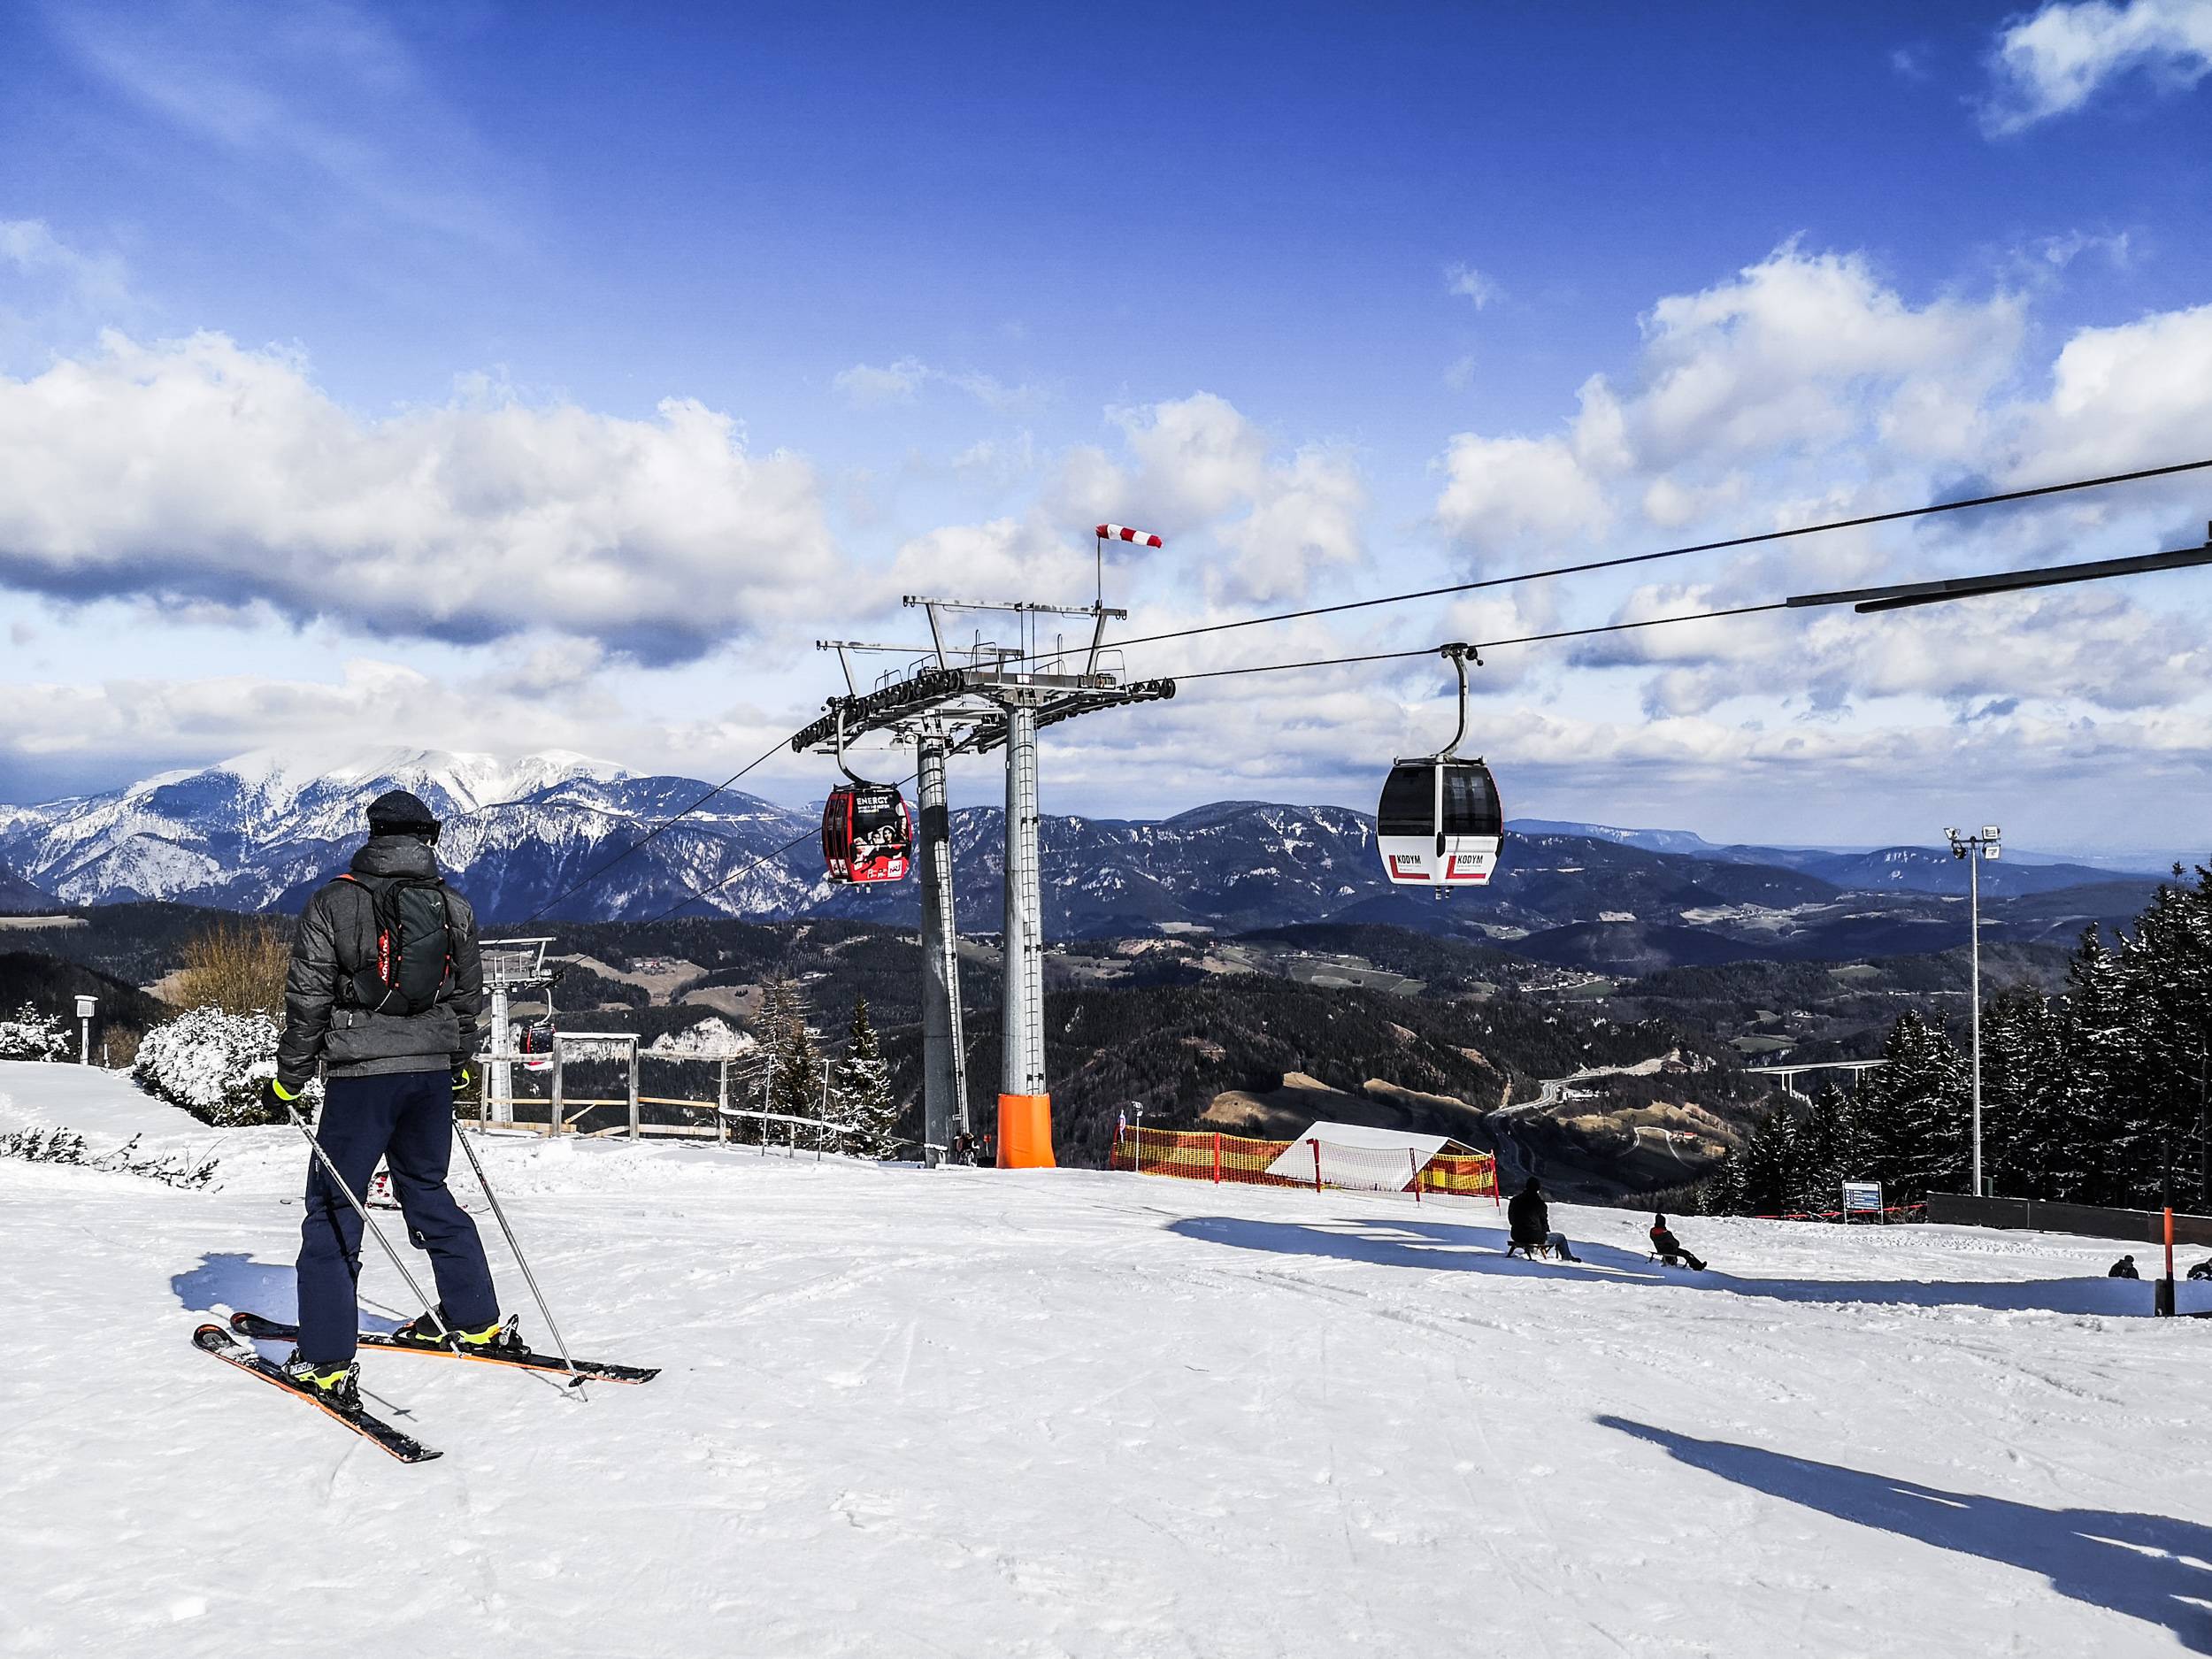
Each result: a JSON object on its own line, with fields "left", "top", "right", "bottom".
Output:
{"left": 795, "top": 555, "right": 1175, "bottom": 1169}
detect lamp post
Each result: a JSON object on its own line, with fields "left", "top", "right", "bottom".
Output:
{"left": 1944, "top": 825, "right": 2002, "bottom": 1197}
{"left": 73, "top": 995, "right": 96, "bottom": 1066}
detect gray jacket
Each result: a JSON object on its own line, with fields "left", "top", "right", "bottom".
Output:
{"left": 276, "top": 835, "right": 483, "bottom": 1090}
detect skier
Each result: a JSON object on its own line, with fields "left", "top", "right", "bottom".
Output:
{"left": 1506, "top": 1176, "right": 1580, "bottom": 1263}
{"left": 263, "top": 789, "right": 507, "bottom": 1409}
{"left": 1648, "top": 1213, "right": 1708, "bottom": 1271}
{"left": 2189, "top": 1258, "right": 2212, "bottom": 1283}
{"left": 2108, "top": 1255, "right": 2140, "bottom": 1279}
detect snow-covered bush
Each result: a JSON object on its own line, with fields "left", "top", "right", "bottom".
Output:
{"left": 0, "top": 1005, "right": 71, "bottom": 1062}
{"left": 645, "top": 1017, "right": 758, "bottom": 1060}
{"left": 0, "top": 1127, "right": 219, "bottom": 1189}
{"left": 131, "top": 1007, "right": 314, "bottom": 1125}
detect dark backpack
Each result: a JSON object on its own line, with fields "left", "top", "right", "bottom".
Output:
{"left": 339, "top": 872, "right": 454, "bottom": 1016}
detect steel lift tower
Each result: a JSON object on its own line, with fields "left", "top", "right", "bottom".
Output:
{"left": 797, "top": 574, "right": 1173, "bottom": 1167}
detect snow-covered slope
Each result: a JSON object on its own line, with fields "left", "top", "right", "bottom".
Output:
{"left": 4, "top": 1061, "right": 2206, "bottom": 1656}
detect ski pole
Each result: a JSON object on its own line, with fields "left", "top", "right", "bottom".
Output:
{"left": 450, "top": 1122, "right": 588, "bottom": 1396}
{"left": 274, "top": 1094, "right": 452, "bottom": 1343}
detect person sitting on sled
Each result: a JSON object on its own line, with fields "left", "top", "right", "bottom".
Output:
{"left": 1649, "top": 1213, "right": 1709, "bottom": 1271}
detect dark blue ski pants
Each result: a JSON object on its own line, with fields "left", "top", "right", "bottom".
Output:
{"left": 296, "top": 1071, "right": 498, "bottom": 1364}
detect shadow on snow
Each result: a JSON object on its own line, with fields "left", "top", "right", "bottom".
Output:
{"left": 169, "top": 1251, "right": 409, "bottom": 1336}
{"left": 1164, "top": 1214, "right": 2189, "bottom": 1317}
{"left": 1601, "top": 1417, "right": 2212, "bottom": 1653}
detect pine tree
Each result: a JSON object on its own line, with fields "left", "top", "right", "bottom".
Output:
{"left": 1980, "top": 983, "right": 2065, "bottom": 1199}
{"left": 1855, "top": 1011, "right": 1970, "bottom": 1202}
{"left": 1732, "top": 1100, "right": 1801, "bottom": 1216}
{"left": 2059, "top": 928, "right": 2144, "bottom": 1206}
{"left": 2116, "top": 868, "right": 2212, "bottom": 1206}
{"left": 829, "top": 995, "right": 900, "bottom": 1159}
{"left": 1786, "top": 1084, "right": 1869, "bottom": 1213}
{"left": 761, "top": 977, "right": 825, "bottom": 1132}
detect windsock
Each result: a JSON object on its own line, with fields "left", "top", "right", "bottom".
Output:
{"left": 1095, "top": 524, "right": 1164, "bottom": 548}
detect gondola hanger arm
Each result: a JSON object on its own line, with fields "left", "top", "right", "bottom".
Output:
{"left": 831, "top": 701, "right": 867, "bottom": 787}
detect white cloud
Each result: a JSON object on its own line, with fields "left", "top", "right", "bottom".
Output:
{"left": 1629, "top": 247, "right": 2022, "bottom": 469}
{"left": 2006, "top": 299, "right": 2212, "bottom": 479}
{"left": 0, "top": 220, "right": 130, "bottom": 307}
{"left": 0, "top": 330, "right": 839, "bottom": 662}
{"left": 1431, "top": 245, "right": 2027, "bottom": 558}
{"left": 0, "top": 651, "right": 821, "bottom": 797}
{"left": 1041, "top": 393, "right": 1370, "bottom": 604}
{"left": 833, "top": 357, "right": 1043, "bottom": 413}
{"left": 1433, "top": 380, "right": 1619, "bottom": 555}
{"left": 832, "top": 358, "right": 929, "bottom": 407}
{"left": 1444, "top": 263, "right": 1501, "bottom": 309}
{"left": 49, "top": 0, "right": 508, "bottom": 244}
{"left": 1981, "top": 0, "right": 2212, "bottom": 134}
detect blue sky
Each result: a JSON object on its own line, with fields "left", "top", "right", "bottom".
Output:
{"left": 4, "top": 0, "right": 2211, "bottom": 857}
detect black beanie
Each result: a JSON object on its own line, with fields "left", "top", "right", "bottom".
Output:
{"left": 365, "top": 788, "right": 440, "bottom": 836}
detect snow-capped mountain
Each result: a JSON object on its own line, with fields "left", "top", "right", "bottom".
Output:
{"left": 0, "top": 751, "right": 2172, "bottom": 938}
{"left": 0, "top": 748, "right": 814, "bottom": 919}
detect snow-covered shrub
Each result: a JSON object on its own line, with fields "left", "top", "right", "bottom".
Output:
{"left": 131, "top": 1007, "right": 315, "bottom": 1126}
{"left": 0, "top": 1004, "right": 70, "bottom": 1063}
{"left": 0, "top": 1127, "right": 219, "bottom": 1189}
{"left": 645, "top": 1017, "right": 758, "bottom": 1060}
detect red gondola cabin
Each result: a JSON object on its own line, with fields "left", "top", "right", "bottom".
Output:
{"left": 822, "top": 783, "right": 913, "bottom": 885}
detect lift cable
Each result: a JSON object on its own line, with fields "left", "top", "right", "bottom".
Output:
{"left": 1159, "top": 533, "right": 2212, "bottom": 681}
{"left": 518, "top": 731, "right": 800, "bottom": 923}
{"left": 1162, "top": 602, "right": 1793, "bottom": 680}
{"left": 524, "top": 471, "right": 2211, "bottom": 918}
{"left": 1089, "top": 454, "right": 2212, "bottom": 660}
{"left": 644, "top": 768, "right": 926, "bottom": 923}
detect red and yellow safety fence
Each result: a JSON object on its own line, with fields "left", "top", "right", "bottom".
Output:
{"left": 1110, "top": 1125, "right": 1498, "bottom": 1203}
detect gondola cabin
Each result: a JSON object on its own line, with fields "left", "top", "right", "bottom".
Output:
{"left": 822, "top": 782, "right": 913, "bottom": 885}
{"left": 1376, "top": 758, "right": 1502, "bottom": 890}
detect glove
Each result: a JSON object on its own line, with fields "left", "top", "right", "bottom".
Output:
{"left": 451, "top": 1063, "right": 473, "bottom": 1094}
{"left": 261, "top": 1077, "right": 303, "bottom": 1115}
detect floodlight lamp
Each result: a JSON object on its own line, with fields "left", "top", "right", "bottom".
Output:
{"left": 1981, "top": 825, "right": 2000, "bottom": 841}
{"left": 1985, "top": 844, "right": 2001, "bottom": 860}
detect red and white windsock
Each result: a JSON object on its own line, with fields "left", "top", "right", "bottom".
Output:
{"left": 1095, "top": 523, "right": 1164, "bottom": 548}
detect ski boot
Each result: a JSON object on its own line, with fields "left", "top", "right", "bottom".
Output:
{"left": 280, "top": 1354, "right": 362, "bottom": 1413}
{"left": 393, "top": 1310, "right": 525, "bottom": 1355}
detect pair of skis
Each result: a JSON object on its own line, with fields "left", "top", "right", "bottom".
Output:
{"left": 194, "top": 1312, "right": 658, "bottom": 1464}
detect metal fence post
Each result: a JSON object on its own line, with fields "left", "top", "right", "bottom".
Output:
{"left": 718, "top": 1058, "right": 729, "bottom": 1144}
{"left": 628, "top": 1041, "right": 640, "bottom": 1141}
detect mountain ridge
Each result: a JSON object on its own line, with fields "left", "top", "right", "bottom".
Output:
{"left": 0, "top": 753, "right": 2177, "bottom": 970}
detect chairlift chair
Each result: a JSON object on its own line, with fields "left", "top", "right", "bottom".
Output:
{"left": 820, "top": 702, "right": 913, "bottom": 886}
{"left": 1376, "top": 643, "right": 1503, "bottom": 895}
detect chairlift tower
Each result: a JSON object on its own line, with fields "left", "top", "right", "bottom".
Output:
{"left": 797, "top": 532, "right": 1174, "bottom": 1167}
{"left": 479, "top": 936, "right": 557, "bottom": 1125}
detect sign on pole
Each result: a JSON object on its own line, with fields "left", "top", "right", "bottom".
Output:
{"left": 1841, "top": 1181, "right": 1882, "bottom": 1222}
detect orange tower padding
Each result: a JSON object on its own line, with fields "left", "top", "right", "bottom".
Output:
{"left": 997, "top": 1093, "right": 1056, "bottom": 1168}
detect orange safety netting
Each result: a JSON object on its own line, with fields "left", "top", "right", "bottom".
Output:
{"left": 1110, "top": 1125, "right": 1497, "bottom": 1202}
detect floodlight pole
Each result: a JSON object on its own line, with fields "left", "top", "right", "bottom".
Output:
{"left": 1970, "top": 843, "right": 1982, "bottom": 1198}
{"left": 1947, "top": 825, "right": 2001, "bottom": 1198}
